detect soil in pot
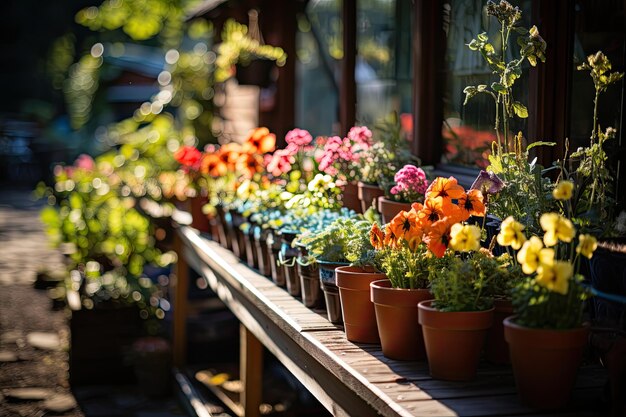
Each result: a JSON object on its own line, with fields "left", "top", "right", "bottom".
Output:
{"left": 319, "top": 261, "right": 349, "bottom": 325}
{"left": 336, "top": 266, "right": 385, "bottom": 343}
{"left": 504, "top": 316, "right": 590, "bottom": 409}
{"left": 418, "top": 300, "right": 494, "bottom": 381}
{"left": 357, "top": 182, "right": 385, "bottom": 214}
{"left": 378, "top": 197, "right": 412, "bottom": 224}
{"left": 370, "top": 279, "right": 431, "bottom": 360}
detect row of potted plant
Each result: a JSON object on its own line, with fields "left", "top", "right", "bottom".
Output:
{"left": 169, "top": 1, "right": 624, "bottom": 411}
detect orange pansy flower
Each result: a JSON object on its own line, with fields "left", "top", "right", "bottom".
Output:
{"left": 370, "top": 223, "right": 385, "bottom": 250}
{"left": 243, "top": 127, "right": 277, "bottom": 154}
{"left": 457, "top": 189, "right": 486, "bottom": 219}
{"left": 425, "top": 217, "right": 454, "bottom": 258}
{"left": 417, "top": 198, "right": 446, "bottom": 230}
{"left": 200, "top": 154, "right": 228, "bottom": 177}
{"left": 405, "top": 226, "right": 424, "bottom": 251}
{"left": 384, "top": 224, "right": 399, "bottom": 248}
{"left": 389, "top": 210, "right": 420, "bottom": 240}
{"left": 426, "top": 176, "right": 465, "bottom": 204}
{"left": 236, "top": 153, "right": 263, "bottom": 179}
{"left": 410, "top": 202, "right": 424, "bottom": 213}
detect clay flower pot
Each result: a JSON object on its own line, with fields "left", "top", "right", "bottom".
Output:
{"left": 318, "top": 260, "right": 349, "bottom": 325}
{"left": 484, "top": 298, "right": 513, "bottom": 364}
{"left": 418, "top": 300, "right": 494, "bottom": 381}
{"left": 279, "top": 230, "right": 300, "bottom": 297}
{"left": 377, "top": 197, "right": 412, "bottom": 224}
{"left": 336, "top": 266, "right": 385, "bottom": 343}
{"left": 266, "top": 230, "right": 285, "bottom": 287}
{"left": 504, "top": 316, "right": 589, "bottom": 409}
{"left": 357, "top": 181, "right": 385, "bottom": 213}
{"left": 297, "top": 245, "right": 324, "bottom": 309}
{"left": 190, "top": 195, "right": 210, "bottom": 233}
{"left": 370, "top": 279, "right": 431, "bottom": 360}
{"left": 340, "top": 181, "right": 363, "bottom": 213}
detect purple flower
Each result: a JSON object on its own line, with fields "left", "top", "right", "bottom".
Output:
{"left": 391, "top": 164, "right": 428, "bottom": 201}
{"left": 470, "top": 170, "right": 505, "bottom": 195}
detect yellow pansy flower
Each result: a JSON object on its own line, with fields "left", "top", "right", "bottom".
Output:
{"left": 540, "top": 213, "right": 576, "bottom": 246}
{"left": 497, "top": 216, "right": 527, "bottom": 250}
{"left": 552, "top": 180, "right": 574, "bottom": 200}
{"left": 576, "top": 234, "right": 598, "bottom": 259}
{"left": 516, "top": 236, "right": 546, "bottom": 274}
{"left": 450, "top": 223, "right": 481, "bottom": 252}
{"left": 535, "top": 259, "right": 573, "bottom": 295}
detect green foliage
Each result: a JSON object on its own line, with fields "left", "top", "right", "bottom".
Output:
{"left": 464, "top": 0, "right": 546, "bottom": 153}
{"left": 377, "top": 243, "right": 432, "bottom": 290}
{"left": 299, "top": 217, "right": 370, "bottom": 263}
{"left": 511, "top": 274, "right": 589, "bottom": 329}
{"left": 487, "top": 133, "right": 556, "bottom": 233}
{"left": 360, "top": 112, "right": 416, "bottom": 185}
{"left": 215, "top": 19, "right": 287, "bottom": 82}
{"left": 430, "top": 251, "right": 505, "bottom": 312}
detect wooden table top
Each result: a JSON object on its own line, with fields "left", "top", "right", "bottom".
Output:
{"left": 177, "top": 226, "right": 606, "bottom": 417}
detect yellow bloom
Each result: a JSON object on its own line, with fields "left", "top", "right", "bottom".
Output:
{"left": 576, "top": 234, "right": 598, "bottom": 259}
{"left": 540, "top": 213, "right": 575, "bottom": 246}
{"left": 535, "top": 259, "right": 573, "bottom": 295}
{"left": 516, "top": 236, "right": 545, "bottom": 274}
{"left": 497, "top": 216, "right": 526, "bottom": 250}
{"left": 449, "top": 223, "right": 481, "bottom": 252}
{"left": 552, "top": 180, "right": 574, "bottom": 200}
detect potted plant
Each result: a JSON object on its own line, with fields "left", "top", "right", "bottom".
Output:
{"left": 215, "top": 14, "right": 287, "bottom": 87}
{"left": 355, "top": 112, "right": 415, "bottom": 213}
{"left": 378, "top": 164, "right": 428, "bottom": 223}
{"left": 500, "top": 185, "right": 596, "bottom": 408}
{"left": 298, "top": 216, "right": 366, "bottom": 324}
{"left": 316, "top": 125, "right": 374, "bottom": 213}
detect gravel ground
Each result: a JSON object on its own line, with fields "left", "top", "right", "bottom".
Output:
{"left": 0, "top": 188, "right": 184, "bottom": 417}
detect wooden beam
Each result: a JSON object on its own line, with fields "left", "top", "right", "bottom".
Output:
{"left": 340, "top": 0, "right": 357, "bottom": 135}
{"left": 240, "top": 324, "right": 263, "bottom": 417}
{"left": 173, "top": 227, "right": 189, "bottom": 367}
{"left": 413, "top": 0, "right": 444, "bottom": 165}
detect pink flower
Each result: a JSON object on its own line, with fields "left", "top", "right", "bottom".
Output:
{"left": 75, "top": 154, "right": 95, "bottom": 171}
{"left": 391, "top": 164, "right": 428, "bottom": 201}
{"left": 265, "top": 149, "right": 294, "bottom": 177}
{"left": 285, "top": 128, "right": 313, "bottom": 147}
{"left": 347, "top": 126, "right": 372, "bottom": 147}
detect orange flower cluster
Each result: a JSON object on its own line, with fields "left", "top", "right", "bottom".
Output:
{"left": 370, "top": 176, "right": 486, "bottom": 258}
{"left": 199, "top": 127, "right": 276, "bottom": 179}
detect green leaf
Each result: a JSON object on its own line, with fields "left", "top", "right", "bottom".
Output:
{"left": 512, "top": 101, "right": 528, "bottom": 118}
{"left": 491, "top": 82, "right": 507, "bottom": 94}
{"left": 526, "top": 141, "right": 556, "bottom": 151}
{"left": 513, "top": 26, "right": 528, "bottom": 35}
{"left": 462, "top": 86, "right": 477, "bottom": 105}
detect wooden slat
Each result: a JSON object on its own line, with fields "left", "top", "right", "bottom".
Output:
{"left": 240, "top": 324, "right": 262, "bottom": 417}
{"left": 173, "top": 227, "right": 189, "bottom": 367}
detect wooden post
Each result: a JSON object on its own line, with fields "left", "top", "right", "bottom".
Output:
{"left": 173, "top": 228, "right": 189, "bottom": 367}
{"left": 340, "top": 0, "right": 357, "bottom": 135}
{"left": 240, "top": 323, "right": 263, "bottom": 417}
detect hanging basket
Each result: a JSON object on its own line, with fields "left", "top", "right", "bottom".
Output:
{"left": 235, "top": 59, "right": 275, "bottom": 88}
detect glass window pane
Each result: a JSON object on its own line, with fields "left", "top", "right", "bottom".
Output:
{"left": 569, "top": 0, "right": 624, "bottom": 150}
{"left": 441, "top": 0, "right": 531, "bottom": 168}
{"left": 295, "top": 0, "right": 341, "bottom": 136}
{"left": 356, "top": 0, "right": 413, "bottom": 137}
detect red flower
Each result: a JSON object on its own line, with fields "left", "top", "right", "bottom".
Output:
{"left": 174, "top": 146, "right": 202, "bottom": 170}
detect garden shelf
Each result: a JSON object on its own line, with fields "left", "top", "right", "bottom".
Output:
{"left": 172, "top": 224, "right": 607, "bottom": 417}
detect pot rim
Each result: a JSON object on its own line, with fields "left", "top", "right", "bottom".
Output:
{"left": 336, "top": 266, "right": 386, "bottom": 290}
{"left": 418, "top": 300, "right": 494, "bottom": 330}
{"left": 503, "top": 315, "right": 590, "bottom": 349}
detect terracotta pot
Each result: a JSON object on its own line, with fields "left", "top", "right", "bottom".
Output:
{"left": 229, "top": 211, "right": 247, "bottom": 261}
{"left": 418, "top": 300, "right": 493, "bottom": 381}
{"left": 357, "top": 181, "right": 385, "bottom": 213}
{"left": 319, "top": 261, "right": 349, "bottom": 325}
{"left": 341, "top": 181, "right": 362, "bottom": 213}
{"left": 279, "top": 231, "right": 300, "bottom": 297}
{"left": 190, "top": 195, "right": 210, "bottom": 233}
{"left": 370, "top": 280, "right": 431, "bottom": 360}
{"left": 377, "top": 197, "right": 412, "bottom": 224}
{"left": 336, "top": 266, "right": 385, "bottom": 343}
{"left": 244, "top": 223, "right": 258, "bottom": 269}
{"left": 485, "top": 298, "right": 513, "bottom": 364}
{"left": 267, "top": 230, "right": 285, "bottom": 287}
{"left": 215, "top": 205, "right": 232, "bottom": 250}
{"left": 297, "top": 245, "right": 324, "bottom": 309}
{"left": 504, "top": 316, "right": 589, "bottom": 409}
{"left": 254, "top": 225, "right": 271, "bottom": 277}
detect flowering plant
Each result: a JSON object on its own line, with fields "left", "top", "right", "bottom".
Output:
{"left": 496, "top": 182, "right": 596, "bottom": 329}
{"left": 357, "top": 112, "right": 416, "bottom": 185}
{"left": 387, "top": 164, "right": 429, "bottom": 203}
{"left": 265, "top": 128, "right": 318, "bottom": 193}
{"left": 316, "top": 125, "right": 373, "bottom": 182}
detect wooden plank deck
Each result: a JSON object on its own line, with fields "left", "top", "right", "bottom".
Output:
{"left": 175, "top": 225, "right": 606, "bottom": 417}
